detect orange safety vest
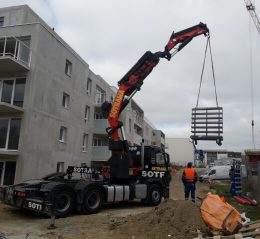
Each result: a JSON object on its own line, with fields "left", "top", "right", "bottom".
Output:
{"left": 184, "top": 168, "right": 195, "bottom": 182}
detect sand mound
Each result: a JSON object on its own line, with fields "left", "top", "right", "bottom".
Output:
{"left": 111, "top": 199, "right": 208, "bottom": 239}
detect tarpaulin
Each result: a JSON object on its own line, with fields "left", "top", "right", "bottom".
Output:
{"left": 200, "top": 192, "right": 242, "bottom": 232}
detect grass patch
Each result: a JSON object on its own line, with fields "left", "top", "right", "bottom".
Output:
{"left": 210, "top": 183, "right": 260, "bottom": 221}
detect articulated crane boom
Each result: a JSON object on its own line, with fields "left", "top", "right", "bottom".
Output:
{"left": 244, "top": 0, "right": 260, "bottom": 34}
{"left": 102, "top": 23, "right": 209, "bottom": 181}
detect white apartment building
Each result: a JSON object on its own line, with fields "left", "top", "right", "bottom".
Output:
{"left": 0, "top": 5, "right": 165, "bottom": 185}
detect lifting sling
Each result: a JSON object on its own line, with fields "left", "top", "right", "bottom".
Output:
{"left": 190, "top": 37, "right": 223, "bottom": 146}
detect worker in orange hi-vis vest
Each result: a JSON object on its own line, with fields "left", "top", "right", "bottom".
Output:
{"left": 182, "top": 162, "right": 198, "bottom": 202}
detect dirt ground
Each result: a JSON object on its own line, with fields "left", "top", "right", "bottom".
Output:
{"left": 0, "top": 170, "right": 210, "bottom": 239}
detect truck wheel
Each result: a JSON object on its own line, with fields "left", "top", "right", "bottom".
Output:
{"left": 82, "top": 187, "right": 104, "bottom": 214}
{"left": 146, "top": 184, "right": 162, "bottom": 206}
{"left": 53, "top": 190, "right": 76, "bottom": 217}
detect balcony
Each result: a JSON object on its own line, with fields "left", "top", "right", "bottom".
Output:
{"left": 95, "top": 92, "right": 106, "bottom": 106}
{"left": 0, "top": 36, "right": 31, "bottom": 73}
{"left": 93, "top": 119, "right": 109, "bottom": 134}
{"left": 0, "top": 150, "right": 19, "bottom": 158}
{"left": 133, "top": 133, "right": 143, "bottom": 145}
{"left": 91, "top": 146, "right": 111, "bottom": 162}
{"left": 0, "top": 102, "right": 24, "bottom": 114}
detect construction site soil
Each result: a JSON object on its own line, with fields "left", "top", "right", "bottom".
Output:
{"left": 0, "top": 170, "right": 210, "bottom": 239}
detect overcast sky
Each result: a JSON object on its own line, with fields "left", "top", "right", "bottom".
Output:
{"left": 1, "top": 0, "right": 260, "bottom": 152}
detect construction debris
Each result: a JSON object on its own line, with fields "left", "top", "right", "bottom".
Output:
{"left": 233, "top": 195, "right": 258, "bottom": 206}
{"left": 194, "top": 219, "right": 260, "bottom": 238}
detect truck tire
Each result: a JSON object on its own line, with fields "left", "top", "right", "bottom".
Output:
{"left": 82, "top": 187, "right": 104, "bottom": 214}
{"left": 53, "top": 190, "right": 76, "bottom": 217}
{"left": 146, "top": 184, "right": 162, "bottom": 206}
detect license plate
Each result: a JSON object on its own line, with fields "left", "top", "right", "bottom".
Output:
{"left": 25, "top": 200, "right": 43, "bottom": 212}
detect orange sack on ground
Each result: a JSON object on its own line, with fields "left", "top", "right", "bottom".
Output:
{"left": 200, "top": 192, "right": 242, "bottom": 232}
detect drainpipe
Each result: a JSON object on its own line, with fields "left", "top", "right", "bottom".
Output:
{"left": 141, "top": 139, "right": 145, "bottom": 169}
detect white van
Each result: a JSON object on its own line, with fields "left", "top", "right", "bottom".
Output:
{"left": 199, "top": 165, "right": 231, "bottom": 181}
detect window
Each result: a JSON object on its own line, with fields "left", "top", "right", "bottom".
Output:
{"left": 0, "top": 162, "right": 3, "bottom": 185}
{"left": 0, "top": 161, "right": 17, "bottom": 186}
{"left": 62, "top": 93, "right": 70, "bottom": 108}
{"left": 82, "top": 134, "right": 88, "bottom": 152}
{"left": 0, "top": 118, "right": 21, "bottom": 150}
{"left": 8, "top": 119, "right": 21, "bottom": 150}
{"left": 0, "top": 119, "right": 9, "bottom": 148}
{"left": 86, "top": 78, "right": 92, "bottom": 95}
{"left": 3, "top": 161, "right": 16, "bottom": 185}
{"left": 1, "top": 80, "right": 12, "bottom": 104}
{"left": 156, "top": 153, "right": 165, "bottom": 165}
{"left": 56, "top": 162, "right": 65, "bottom": 172}
{"left": 93, "top": 137, "right": 102, "bottom": 146}
{"left": 94, "top": 111, "right": 105, "bottom": 119}
{"left": 18, "top": 37, "right": 31, "bottom": 64}
{"left": 95, "top": 86, "right": 105, "bottom": 104}
{"left": 59, "top": 126, "right": 67, "bottom": 143}
{"left": 0, "top": 78, "right": 26, "bottom": 107}
{"left": 84, "top": 106, "right": 90, "bottom": 122}
{"left": 65, "top": 60, "right": 72, "bottom": 76}
{"left": 92, "top": 137, "right": 108, "bottom": 146}
{"left": 209, "top": 169, "right": 216, "bottom": 175}
{"left": 0, "top": 17, "right": 4, "bottom": 27}
{"left": 13, "top": 78, "right": 26, "bottom": 107}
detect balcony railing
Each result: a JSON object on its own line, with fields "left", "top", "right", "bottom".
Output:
{"left": 95, "top": 92, "right": 106, "bottom": 105}
{"left": 93, "top": 119, "right": 109, "bottom": 134}
{"left": 91, "top": 146, "right": 111, "bottom": 161}
{"left": 0, "top": 36, "right": 31, "bottom": 73}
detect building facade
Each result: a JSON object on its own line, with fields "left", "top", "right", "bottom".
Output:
{"left": 203, "top": 150, "right": 242, "bottom": 166}
{"left": 0, "top": 5, "right": 164, "bottom": 185}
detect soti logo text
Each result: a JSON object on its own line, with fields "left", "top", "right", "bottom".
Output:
{"left": 141, "top": 170, "right": 165, "bottom": 178}
{"left": 28, "top": 201, "right": 42, "bottom": 211}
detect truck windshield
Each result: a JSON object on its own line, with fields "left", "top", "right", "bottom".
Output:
{"left": 156, "top": 153, "right": 165, "bottom": 165}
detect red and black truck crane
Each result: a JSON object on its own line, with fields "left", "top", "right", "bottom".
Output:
{"left": 102, "top": 22, "right": 209, "bottom": 182}
{"left": 0, "top": 23, "right": 209, "bottom": 217}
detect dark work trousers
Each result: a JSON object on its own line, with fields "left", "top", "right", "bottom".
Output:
{"left": 184, "top": 181, "right": 195, "bottom": 202}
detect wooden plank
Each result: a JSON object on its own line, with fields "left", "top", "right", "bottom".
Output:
{"left": 239, "top": 222, "right": 260, "bottom": 232}
{"left": 197, "top": 230, "right": 203, "bottom": 239}
{"left": 234, "top": 234, "right": 243, "bottom": 239}
{"left": 242, "top": 219, "right": 260, "bottom": 226}
{"left": 242, "top": 230, "right": 260, "bottom": 237}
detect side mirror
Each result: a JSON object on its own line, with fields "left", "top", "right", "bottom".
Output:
{"left": 164, "top": 153, "right": 170, "bottom": 165}
{"left": 166, "top": 158, "right": 170, "bottom": 165}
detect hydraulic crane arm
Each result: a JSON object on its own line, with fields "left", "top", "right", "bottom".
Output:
{"left": 102, "top": 22, "right": 209, "bottom": 181}
{"left": 105, "top": 22, "right": 209, "bottom": 140}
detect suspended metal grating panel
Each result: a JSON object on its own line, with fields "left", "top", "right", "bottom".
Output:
{"left": 190, "top": 107, "right": 223, "bottom": 145}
